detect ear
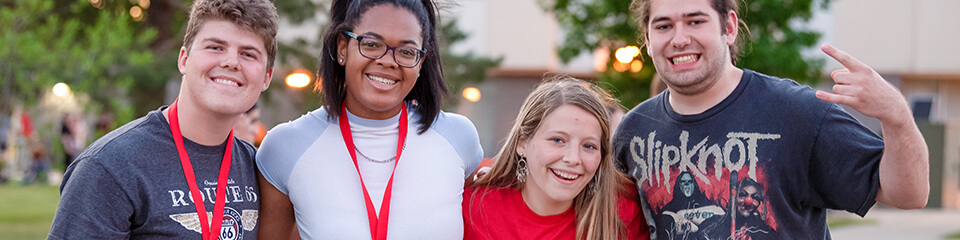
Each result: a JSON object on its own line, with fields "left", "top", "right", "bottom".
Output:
{"left": 723, "top": 10, "right": 739, "bottom": 46}
{"left": 516, "top": 137, "right": 528, "bottom": 157}
{"left": 261, "top": 68, "right": 274, "bottom": 92}
{"left": 337, "top": 35, "right": 349, "bottom": 65}
{"left": 645, "top": 36, "right": 652, "bottom": 56}
{"left": 177, "top": 46, "right": 188, "bottom": 75}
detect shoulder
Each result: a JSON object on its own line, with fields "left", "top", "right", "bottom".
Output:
{"left": 259, "top": 108, "right": 332, "bottom": 156}
{"left": 742, "top": 69, "right": 835, "bottom": 118}
{"left": 615, "top": 93, "right": 665, "bottom": 143}
{"left": 256, "top": 108, "right": 334, "bottom": 193}
{"left": 622, "top": 91, "right": 666, "bottom": 126}
{"left": 424, "top": 111, "right": 484, "bottom": 170}
{"left": 234, "top": 137, "right": 257, "bottom": 161}
{"left": 429, "top": 111, "right": 480, "bottom": 144}
{"left": 465, "top": 186, "right": 515, "bottom": 204}
{"left": 78, "top": 111, "right": 165, "bottom": 166}
{"left": 265, "top": 108, "right": 333, "bottom": 139}
{"left": 744, "top": 69, "right": 825, "bottom": 104}
{"left": 430, "top": 111, "right": 480, "bottom": 138}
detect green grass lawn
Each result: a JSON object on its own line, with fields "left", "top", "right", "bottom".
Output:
{"left": 0, "top": 184, "right": 60, "bottom": 240}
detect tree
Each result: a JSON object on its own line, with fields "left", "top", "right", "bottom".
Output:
{"left": 0, "top": 0, "right": 158, "bottom": 123}
{"left": 543, "top": 0, "right": 826, "bottom": 108}
{"left": 2, "top": 0, "right": 499, "bottom": 119}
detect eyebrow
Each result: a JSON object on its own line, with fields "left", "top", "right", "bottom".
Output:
{"left": 361, "top": 32, "right": 421, "bottom": 46}
{"left": 650, "top": 11, "right": 709, "bottom": 24}
{"left": 201, "top": 37, "right": 264, "bottom": 55}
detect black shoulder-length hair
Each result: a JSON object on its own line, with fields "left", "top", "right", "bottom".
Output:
{"left": 317, "top": 0, "right": 447, "bottom": 134}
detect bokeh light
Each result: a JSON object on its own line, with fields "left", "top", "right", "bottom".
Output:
{"left": 615, "top": 45, "right": 640, "bottom": 64}
{"left": 53, "top": 82, "right": 71, "bottom": 97}
{"left": 462, "top": 87, "right": 481, "bottom": 102}
{"left": 130, "top": 6, "right": 144, "bottom": 22}
{"left": 285, "top": 73, "right": 311, "bottom": 88}
{"left": 630, "top": 60, "right": 643, "bottom": 73}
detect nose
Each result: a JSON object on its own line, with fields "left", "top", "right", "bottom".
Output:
{"left": 220, "top": 52, "right": 240, "bottom": 70}
{"left": 670, "top": 25, "right": 691, "bottom": 49}
{"left": 376, "top": 48, "right": 400, "bottom": 68}
{"left": 561, "top": 145, "right": 582, "bottom": 165}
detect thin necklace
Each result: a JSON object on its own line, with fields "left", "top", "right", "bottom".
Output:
{"left": 355, "top": 134, "right": 407, "bottom": 163}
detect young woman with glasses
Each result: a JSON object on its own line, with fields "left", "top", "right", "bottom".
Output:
{"left": 255, "top": 0, "right": 483, "bottom": 239}
{"left": 464, "top": 77, "right": 649, "bottom": 240}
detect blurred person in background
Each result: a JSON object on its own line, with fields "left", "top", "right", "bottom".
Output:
{"left": 59, "top": 112, "right": 87, "bottom": 168}
{"left": 233, "top": 103, "right": 262, "bottom": 146}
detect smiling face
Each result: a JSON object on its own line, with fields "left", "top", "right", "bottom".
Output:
{"left": 178, "top": 19, "right": 272, "bottom": 116}
{"left": 337, "top": 4, "right": 423, "bottom": 119}
{"left": 645, "top": 0, "right": 737, "bottom": 96}
{"left": 518, "top": 104, "right": 603, "bottom": 213}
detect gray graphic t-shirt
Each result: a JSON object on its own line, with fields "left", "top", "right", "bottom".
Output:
{"left": 49, "top": 107, "right": 260, "bottom": 239}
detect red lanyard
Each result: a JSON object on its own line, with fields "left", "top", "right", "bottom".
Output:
{"left": 169, "top": 99, "right": 234, "bottom": 240}
{"left": 339, "top": 103, "right": 407, "bottom": 240}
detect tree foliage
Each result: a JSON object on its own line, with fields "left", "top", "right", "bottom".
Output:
{"left": 543, "top": 0, "right": 826, "bottom": 108}
{"left": 1, "top": 0, "right": 158, "bottom": 122}
{"left": 2, "top": 0, "right": 499, "bottom": 120}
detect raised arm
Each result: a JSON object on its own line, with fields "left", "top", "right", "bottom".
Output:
{"left": 815, "top": 44, "right": 930, "bottom": 209}
{"left": 257, "top": 172, "right": 301, "bottom": 239}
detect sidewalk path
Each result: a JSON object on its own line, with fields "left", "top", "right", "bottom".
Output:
{"left": 829, "top": 208, "right": 960, "bottom": 239}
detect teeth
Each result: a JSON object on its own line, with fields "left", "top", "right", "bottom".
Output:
{"left": 369, "top": 75, "right": 397, "bottom": 85}
{"left": 551, "top": 169, "right": 580, "bottom": 180}
{"left": 672, "top": 55, "right": 698, "bottom": 65}
{"left": 214, "top": 78, "right": 239, "bottom": 86}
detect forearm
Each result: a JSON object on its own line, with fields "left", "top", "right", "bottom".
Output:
{"left": 876, "top": 111, "right": 930, "bottom": 209}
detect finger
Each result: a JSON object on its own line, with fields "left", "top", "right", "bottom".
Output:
{"left": 821, "top": 44, "right": 869, "bottom": 72}
{"left": 816, "top": 90, "right": 856, "bottom": 106}
{"left": 831, "top": 84, "right": 859, "bottom": 96}
{"left": 830, "top": 69, "right": 852, "bottom": 84}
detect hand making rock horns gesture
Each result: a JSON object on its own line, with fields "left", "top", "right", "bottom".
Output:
{"left": 815, "top": 44, "right": 912, "bottom": 123}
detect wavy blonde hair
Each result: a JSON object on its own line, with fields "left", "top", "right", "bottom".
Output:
{"left": 471, "top": 76, "right": 630, "bottom": 240}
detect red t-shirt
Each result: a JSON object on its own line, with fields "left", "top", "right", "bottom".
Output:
{"left": 463, "top": 186, "right": 649, "bottom": 240}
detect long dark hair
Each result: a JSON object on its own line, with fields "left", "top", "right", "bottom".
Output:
{"left": 317, "top": 0, "right": 446, "bottom": 134}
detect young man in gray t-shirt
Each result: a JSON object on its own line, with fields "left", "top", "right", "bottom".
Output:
{"left": 48, "top": 0, "right": 278, "bottom": 239}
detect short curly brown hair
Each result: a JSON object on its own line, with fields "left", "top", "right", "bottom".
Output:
{"left": 182, "top": 0, "right": 279, "bottom": 69}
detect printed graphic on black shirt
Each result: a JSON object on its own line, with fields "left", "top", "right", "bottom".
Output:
{"left": 626, "top": 130, "right": 780, "bottom": 240}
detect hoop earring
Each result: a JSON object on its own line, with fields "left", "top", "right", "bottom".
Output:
{"left": 516, "top": 153, "right": 528, "bottom": 183}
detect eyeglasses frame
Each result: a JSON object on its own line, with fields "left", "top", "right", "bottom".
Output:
{"left": 343, "top": 31, "right": 427, "bottom": 68}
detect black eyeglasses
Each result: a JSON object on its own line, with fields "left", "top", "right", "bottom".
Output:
{"left": 344, "top": 31, "right": 426, "bottom": 68}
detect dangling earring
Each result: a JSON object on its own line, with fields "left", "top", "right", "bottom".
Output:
{"left": 516, "top": 152, "right": 528, "bottom": 183}
{"left": 587, "top": 170, "right": 601, "bottom": 195}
